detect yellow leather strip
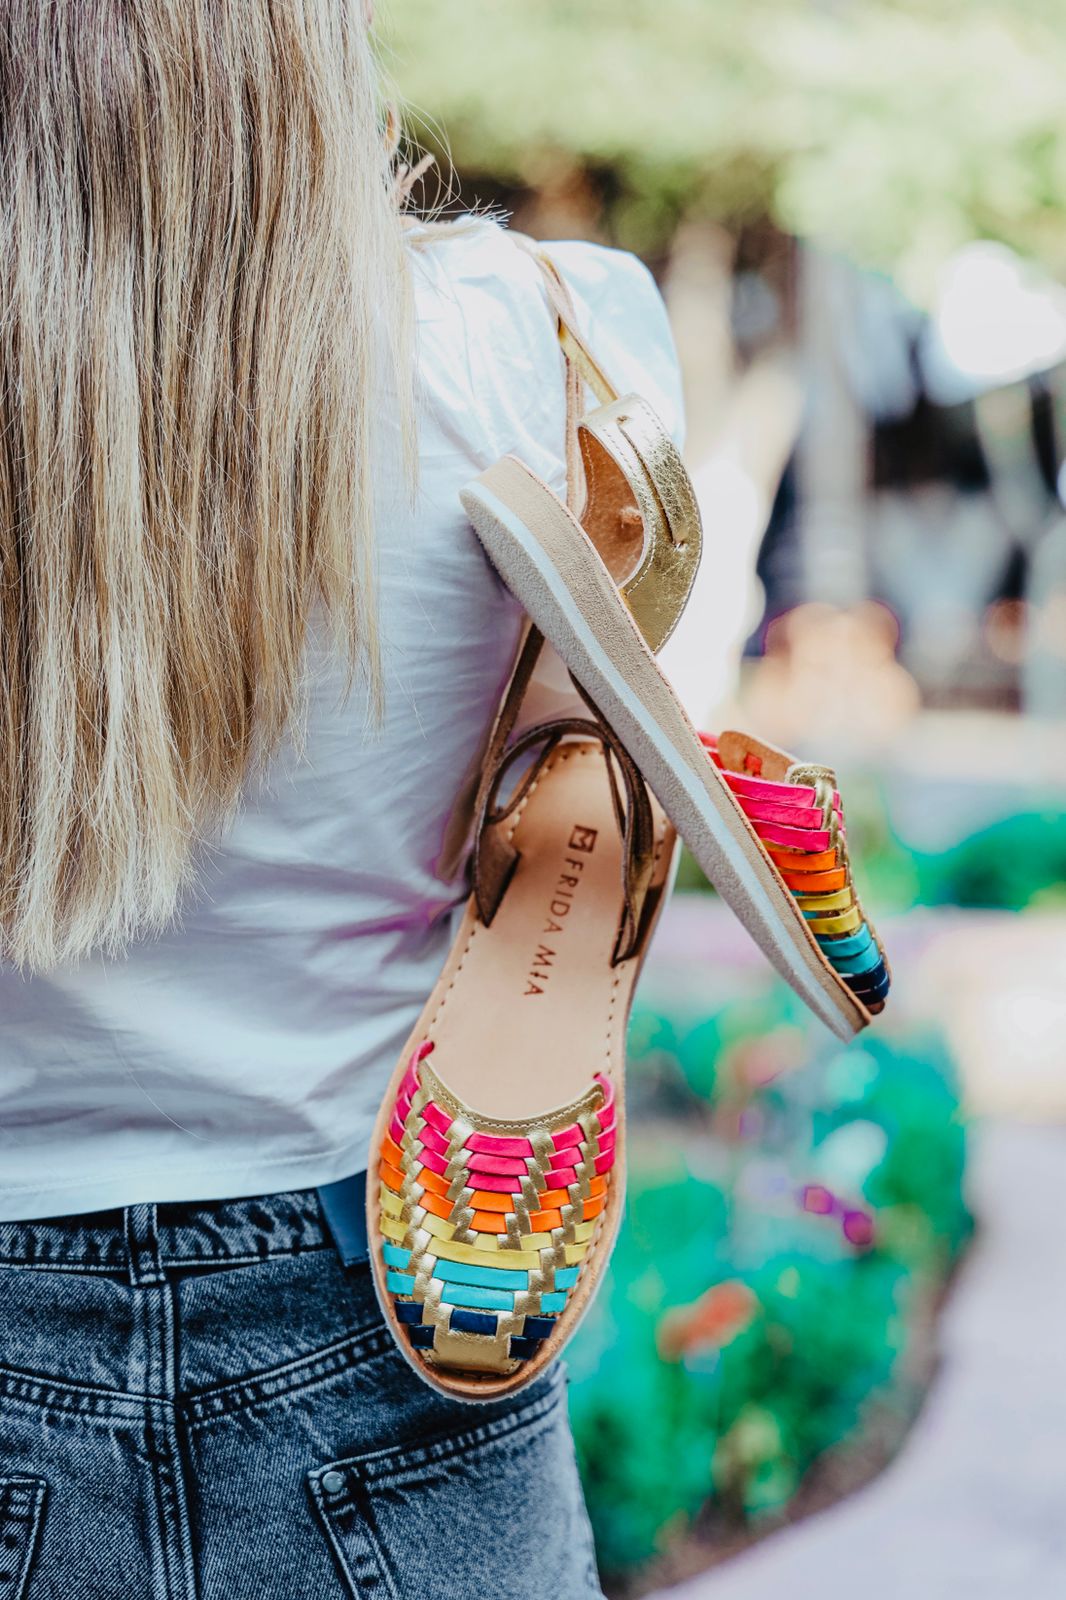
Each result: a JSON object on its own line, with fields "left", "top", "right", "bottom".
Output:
{"left": 378, "top": 1185, "right": 601, "bottom": 1252}
{"left": 806, "top": 906, "right": 863, "bottom": 936}
{"left": 419, "top": 1211, "right": 539, "bottom": 1253}
{"left": 425, "top": 1235, "right": 533, "bottom": 1273}
{"left": 420, "top": 1211, "right": 458, "bottom": 1242}
{"left": 380, "top": 1214, "right": 408, "bottom": 1245}
{"left": 382, "top": 1215, "right": 589, "bottom": 1267}
{"left": 486, "top": 1229, "right": 549, "bottom": 1254}
{"left": 794, "top": 887, "right": 854, "bottom": 913}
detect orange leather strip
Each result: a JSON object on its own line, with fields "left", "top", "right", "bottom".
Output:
{"left": 380, "top": 1160, "right": 404, "bottom": 1194}
{"left": 781, "top": 867, "right": 847, "bottom": 893}
{"left": 473, "top": 1207, "right": 518, "bottom": 1232}
{"left": 767, "top": 844, "right": 839, "bottom": 874}
{"left": 537, "top": 1186, "right": 570, "bottom": 1210}
{"left": 530, "top": 1209, "right": 564, "bottom": 1233}
{"left": 416, "top": 1166, "right": 452, "bottom": 1200}
{"left": 587, "top": 1174, "right": 608, "bottom": 1199}
{"left": 583, "top": 1194, "right": 607, "bottom": 1220}
{"left": 420, "top": 1190, "right": 455, "bottom": 1222}
{"left": 380, "top": 1133, "right": 404, "bottom": 1169}
{"left": 469, "top": 1189, "right": 514, "bottom": 1213}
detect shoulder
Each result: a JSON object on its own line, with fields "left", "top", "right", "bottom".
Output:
{"left": 407, "top": 218, "right": 684, "bottom": 477}
{"left": 538, "top": 237, "right": 684, "bottom": 448}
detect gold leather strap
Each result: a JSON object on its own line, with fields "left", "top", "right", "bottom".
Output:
{"left": 519, "top": 236, "right": 703, "bottom": 652}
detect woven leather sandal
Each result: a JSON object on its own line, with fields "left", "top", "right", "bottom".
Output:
{"left": 366, "top": 687, "right": 677, "bottom": 1399}
{"left": 460, "top": 253, "right": 888, "bottom": 1040}
{"left": 700, "top": 731, "right": 889, "bottom": 1013}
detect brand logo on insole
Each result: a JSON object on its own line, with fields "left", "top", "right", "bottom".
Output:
{"left": 524, "top": 826, "right": 598, "bottom": 996}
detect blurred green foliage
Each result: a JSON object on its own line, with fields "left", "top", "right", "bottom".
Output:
{"left": 383, "top": 0, "right": 1066, "bottom": 298}
{"left": 568, "top": 1009, "right": 970, "bottom": 1583}
{"left": 911, "top": 811, "right": 1066, "bottom": 910}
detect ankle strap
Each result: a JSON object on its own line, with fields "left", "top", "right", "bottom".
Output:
{"left": 472, "top": 712, "right": 660, "bottom": 967}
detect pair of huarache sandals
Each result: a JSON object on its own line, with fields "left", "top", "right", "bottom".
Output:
{"left": 367, "top": 243, "right": 890, "bottom": 1403}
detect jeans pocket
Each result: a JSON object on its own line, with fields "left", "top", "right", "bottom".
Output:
{"left": 0, "top": 1478, "right": 47, "bottom": 1600}
{"left": 308, "top": 1369, "right": 602, "bottom": 1600}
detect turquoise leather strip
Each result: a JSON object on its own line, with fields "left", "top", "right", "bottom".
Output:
{"left": 816, "top": 924, "right": 871, "bottom": 959}
{"left": 831, "top": 941, "right": 883, "bottom": 976}
{"left": 382, "top": 1243, "right": 412, "bottom": 1270}
{"left": 440, "top": 1283, "right": 516, "bottom": 1311}
{"left": 432, "top": 1258, "right": 530, "bottom": 1291}
{"left": 540, "top": 1292, "right": 567, "bottom": 1314}
{"left": 553, "top": 1266, "right": 579, "bottom": 1290}
{"left": 385, "top": 1270, "right": 416, "bottom": 1295}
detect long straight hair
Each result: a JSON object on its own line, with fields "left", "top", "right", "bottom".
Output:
{"left": 0, "top": 0, "right": 412, "bottom": 970}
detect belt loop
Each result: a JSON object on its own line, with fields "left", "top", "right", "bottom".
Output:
{"left": 317, "top": 1172, "right": 369, "bottom": 1267}
{"left": 124, "top": 1202, "right": 165, "bottom": 1288}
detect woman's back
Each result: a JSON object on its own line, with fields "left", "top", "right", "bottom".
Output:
{"left": 0, "top": 220, "right": 682, "bottom": 1221}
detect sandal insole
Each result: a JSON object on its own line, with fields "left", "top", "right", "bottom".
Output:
{"left": 426, "top": 741, "right": 669, "bottom": 1121}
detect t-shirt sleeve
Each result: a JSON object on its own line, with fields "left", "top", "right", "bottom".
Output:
{"left": 409, "top": 219, "right": 685, "bottom": 497}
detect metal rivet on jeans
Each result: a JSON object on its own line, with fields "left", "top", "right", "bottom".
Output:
{"left": 321, "top": 1470, "right": 345, "bottom": 1495}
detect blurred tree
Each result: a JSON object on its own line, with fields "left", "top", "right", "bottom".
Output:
{"left": 382, "top": 0, "right": 1066, "bottom": 299}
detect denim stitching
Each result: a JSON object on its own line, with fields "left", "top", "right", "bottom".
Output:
{"left": 125, "top": 1204, "right": 166, "bottom": 1289}
{"left": 185, "top": 1323, "right": 392, "bottom": 1427}
{"left": 307, "top": 1473, "right": 397, "bottom": 1600}
{"left": 0, "top": 1476, "right": 48, "bottom": 1600}
{"left": 0, "top": 1364, "right": 159, "bottom": 1424}
{"left": 318, "top": 1367, "right": 565, "bottom": 1489}
{"left": 0, "top": 1190, "right": 330, "bottom": 1272}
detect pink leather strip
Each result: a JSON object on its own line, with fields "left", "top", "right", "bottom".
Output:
{"left": 752, "top": 819, "right": 833, "bottom": 852}
{"left": 726, "top": 772, "right": 818, "bottom": 806}
{"left": 418, "top": 1122, "right": 451, "bottom": 1157}
{"left": 465, "top": 1169, "right": 521, "bottom": 1194}
{"left": 467, "top": 1131, "right": 535, "bottom": 1158}
{"left": 543, "top": 1165, "right": 578, "bottom": 1188}
{"left": 421, "top": 1101, "right": 454, "bottom": 1137}
{"left": 465, "top": 1149, "right": 531, "bottom": 1177}
{"left": 724, "top": 771, "right": 841, "bottom": 808}
{"left": 387, "top": 1115, "right": 405, "bottom": 1147}
{"left": 551, "top": 1123, "right": 585, "bottom": 1152}
{"left": 739, "top": 797, "right": 830, "bottom": 830}
{"left": 594, "top": 1073, "right": 615, "bottom": 1107}
{"left": 416, "top": 1144, "right": 449, "bottom": 1176}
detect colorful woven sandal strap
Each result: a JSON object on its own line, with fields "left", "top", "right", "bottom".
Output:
{"left": 702, "top": 729, "right": 890, "bottom": 1013}
{"left": 378, "top": 1042, "right": 618, "bottom": 1377}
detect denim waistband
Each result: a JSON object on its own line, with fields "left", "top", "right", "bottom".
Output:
{"left": 0, "top": 1187, "right": 337, "bottom": 1278}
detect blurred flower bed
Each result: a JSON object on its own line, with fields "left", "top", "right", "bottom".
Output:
{"left": 567, "top": 958, "right": 970, "bottom": 1591}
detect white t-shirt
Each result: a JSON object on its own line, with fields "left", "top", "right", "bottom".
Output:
{"left": 0, "top": 220, "right": 683, "bottom": 1221}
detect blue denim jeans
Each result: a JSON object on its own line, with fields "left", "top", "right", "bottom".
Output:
{"left": 0, "top": 1188, "right": 603, "bottom": 1599}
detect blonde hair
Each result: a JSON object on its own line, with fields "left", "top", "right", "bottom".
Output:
{"left": 0, "top": 0, "right": 412, "bottom": 970}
